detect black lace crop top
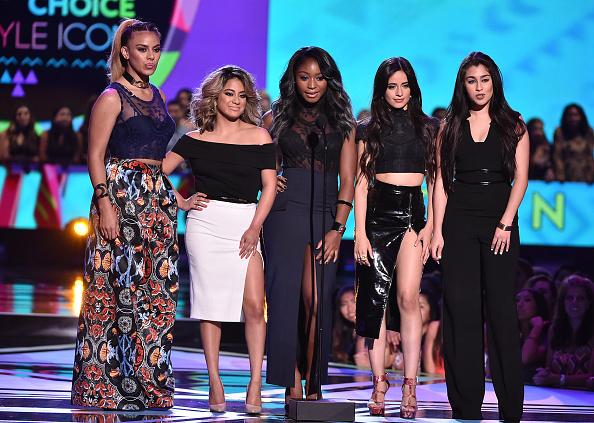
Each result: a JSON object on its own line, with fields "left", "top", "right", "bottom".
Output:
{"left": 107, "top": 82, "right": 175, "bottom": 160}
{"left": 356, "top": 108, "right": 426, "bottom": 174}
{"left": 172, "top": 135, "right": 277, "bottom": 203}
{"left": 276, "top": 107, "right": 345, "bottom": 173}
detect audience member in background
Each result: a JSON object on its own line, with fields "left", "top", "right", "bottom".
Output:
{"left": 527, "top": 274, "right": 557, "bottom": 318}
{"left": 78, "top": 95, "right": 98, "bottom": 164}
{"left": 39, "top": 106, "right": 82, "bottom": 164}
{"left": 516, "top": 288, "right": 549, "bottom": 383}
{"left": 0, "top": 104, "right": 39, "bottom": 163}
{"left": 176, "top": 87, "right": 193, "bottom": 114}
{"left": 553, "top": 264, "right": 576, "bottom": 289}
{"left": 533, "top": 275, "right": 594, "bottom": 389}
{"left": 516, "top": 258, "right": 534, "bottom": 291}
{"left": 356, "top": 108, "right": 371, "bottom": 122}
{"left": 420, "top": 284, "right": 444, "bottom": 375}
{"left": 259, "top": 89, "right": 271, "bottom": 114}
{"left": 553, "top": 103, "right": 594, "bottom": 183}
{"left": 431, "top": 107, "right": 447, "bottom": 121}
{"left": 331, "top": 285, "right": 357, "bottom": 364}
{"left": 166, "top": 99, "right": 195, "bottom": 151}
{"left": 527, "top": 118, "right": 554, "bottom": 181}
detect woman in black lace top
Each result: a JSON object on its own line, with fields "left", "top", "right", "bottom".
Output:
{"left": 262, "top": 46, "right": 356, "bottom": 402}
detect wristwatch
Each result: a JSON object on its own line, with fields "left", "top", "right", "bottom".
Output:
{"left": 331, "top": 221, "right": 346, "bottom": 235}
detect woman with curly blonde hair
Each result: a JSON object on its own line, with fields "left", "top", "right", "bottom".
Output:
{"left": 163, "top": 65, "right": 277, "bottom": 414}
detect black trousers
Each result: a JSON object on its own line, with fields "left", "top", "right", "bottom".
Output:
{"left": 441, "top": 185, "right": 524, "bottom": 422}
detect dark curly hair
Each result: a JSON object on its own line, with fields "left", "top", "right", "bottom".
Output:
{"left": 270, "top": 46, "right": 355, "bottom": 140}
{"left": 439, "top": 52, "right": 526, "bottom": 194}
{"left": 358, "top": 57, "right": 437, "bottom": 183}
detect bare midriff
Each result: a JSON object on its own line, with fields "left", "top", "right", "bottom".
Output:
{"left": 376, "top": 172, "right": 424, "bottom": 187}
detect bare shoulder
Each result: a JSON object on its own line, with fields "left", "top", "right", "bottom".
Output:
{"left": 262, "top": 110, "right": 274, "bottom": 129}
{"left": 184, "top": 129, "right": 202, "bottom": 140}
{"left": 159, "top": 88, "right": 166, "bottom": 102}
{"left": 427, "top": 320, "right": 440, "bottom": 335}
{"left": 244, "top": 125, "right": 272, "bottom": 145}
{"left": 95, "top": 87, "right": 121, "bottom": 110}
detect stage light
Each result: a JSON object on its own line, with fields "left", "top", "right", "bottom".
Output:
{"left": 72, "top": 276, "right": 84, "bottom": 315}
{"left": 71, "top": 218, "right": 89, "bottom": 237}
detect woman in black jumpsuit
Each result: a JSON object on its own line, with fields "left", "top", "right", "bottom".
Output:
{"left": 431, "top": 52, "right": 529, "bottom": 422}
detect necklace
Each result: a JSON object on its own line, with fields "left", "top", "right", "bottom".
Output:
{"left": 123, "top": 71, "right": 149, "bottom": 89}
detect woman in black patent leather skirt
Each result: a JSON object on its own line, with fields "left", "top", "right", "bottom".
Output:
{"left": 354, "top": 57, "right": 437, "bottom": 419}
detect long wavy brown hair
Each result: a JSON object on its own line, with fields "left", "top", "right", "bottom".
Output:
{"left": 190, "top": 66, "right": 261, "bottom": 132}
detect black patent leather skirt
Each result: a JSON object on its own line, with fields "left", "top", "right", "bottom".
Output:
{"left": 355, "top": 181, "right": 425, "bottom": 339}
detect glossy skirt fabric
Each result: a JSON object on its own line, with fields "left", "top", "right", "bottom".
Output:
{"left": 263, "top": 167, "right": 338, "bottom": 388}
{"left": 72, "top": 159, "right": 179, "bottom": 410}
{"left": 185, "top": 200, "right": 259, "bottom": 322}
{"left": 355, "top": 181, "right": 425, "bottom": 339}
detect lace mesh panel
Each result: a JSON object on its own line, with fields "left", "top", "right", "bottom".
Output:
{"left": 276, "top": 107, "right": 344, "bottom": 173}
{"left": 108, "top": 83, "right": 175, "bottom": 160}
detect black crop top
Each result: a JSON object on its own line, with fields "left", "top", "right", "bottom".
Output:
{"left": 356, "top": 108, "right": 426, "bottom": 174}
{"left": 172, "top": 135, "right": 277, "bottom": 203}
{"left": 277, "top": 106, "right": 345, "bottom": 173}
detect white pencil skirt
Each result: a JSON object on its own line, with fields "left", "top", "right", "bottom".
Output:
{"left": 185, "top": 200, "right": 260, "bottom": 322}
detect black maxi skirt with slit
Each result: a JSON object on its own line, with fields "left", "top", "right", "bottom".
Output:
{"left": 355, "top": 180, "right": 425, "bottom": 339}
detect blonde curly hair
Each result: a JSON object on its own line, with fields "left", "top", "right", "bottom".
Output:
{"left": 190, "top": 65, "right": 261, "bottom": 132}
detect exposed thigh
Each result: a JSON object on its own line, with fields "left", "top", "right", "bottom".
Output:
{"left": 395, "top": 229, "right": 423, "bottom": 296}
{"left": 301, "top": 245, "right": 317, "bottom": 304}
{"left": 243, "top": 251, "right": 265, "bottom": 306}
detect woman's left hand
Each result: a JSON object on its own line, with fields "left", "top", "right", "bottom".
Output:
{"left": 239, "top": 226, "right": 260, "bottom": 259}
{"left": 415, "top": 226, "right": 432, "bottom": 264}
{"left": 315, "top": 230, "right": 342, "bottom": 264}
{"left": 180, "top": 192, "right": 209, "bottom": 211}
{"left": 491, "top": 226, "right": 511, "bottom": 255}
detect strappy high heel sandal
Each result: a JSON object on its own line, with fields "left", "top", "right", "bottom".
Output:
{"left": 400, "top": 377, "right": 418, "bottom": 419}
{"left": 368, "top": 373, "right": 390, "bottom": 416}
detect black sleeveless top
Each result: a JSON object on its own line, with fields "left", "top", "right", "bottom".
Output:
{"left": 277, "top": 106, "right": 344, "bottom": 173}
{"left": 172, "top": 135, "right": 277, "bottom": 203}
{"left": 454, "top": 120, "right": 509, "bottom": 184}
{"left": 356, "top": 108, "right": 426, "bottom": 174}
{"left": 107, "top": 82, "right": 175, "bottom": 160}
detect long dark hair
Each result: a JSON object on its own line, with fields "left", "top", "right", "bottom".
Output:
{"left": 359, "top": 57, "right": 437, "bottom": 183}
{"left": 550, "top": 275, "right": 594, "bottom": 349}
{"left": 560, "top": 103, "right": 590, "bottom": 139}
{"left": 48, "top": 106, "right": 78, "bottom": 149}
{"left": 331, "top": 285, "right": 356, "bottom": 364}
{"left": 516, "top": 288, "right": 550, "bottom": 322}
{"left": 270, "top": 46, "right": 355, "bottom": 140}
{"left": 7, "top": 104, "right": 37, "bottom": 142}
{"left": 439, "top": 52, "right": 526, "bottom": 194}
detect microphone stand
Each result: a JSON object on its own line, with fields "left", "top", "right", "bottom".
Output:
{"left": 288, "top": 117, "right": 354, "bottom": 422}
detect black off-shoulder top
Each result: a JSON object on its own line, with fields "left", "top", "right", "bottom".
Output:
{"left": 172, "top": 134, "right": 277, "bottom": 203}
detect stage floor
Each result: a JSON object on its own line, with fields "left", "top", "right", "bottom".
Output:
{"left": 0, "top": 345, "right": 592, "bottom": 422}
